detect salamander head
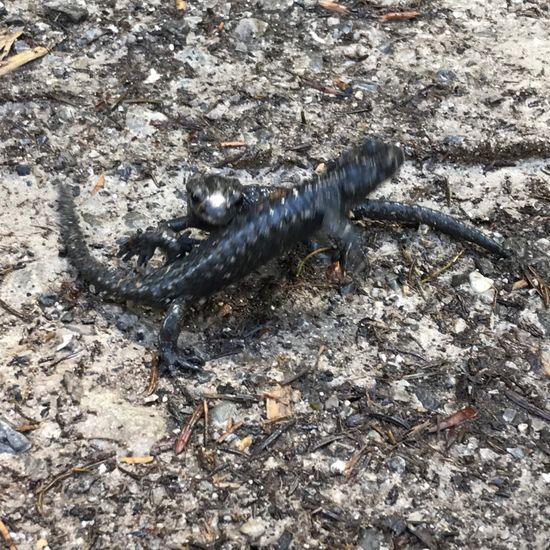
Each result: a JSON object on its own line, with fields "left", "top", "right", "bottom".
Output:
{"left": 186, "top": 173, "right": 244, "bottom": 226}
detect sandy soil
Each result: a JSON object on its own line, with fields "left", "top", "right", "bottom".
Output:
{"left": 1, "top": 0, "right": 549, "bottom": 548}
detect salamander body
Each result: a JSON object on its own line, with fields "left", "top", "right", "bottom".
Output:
{"left": 59, "top": 139, "right": 405, "bottom": 371}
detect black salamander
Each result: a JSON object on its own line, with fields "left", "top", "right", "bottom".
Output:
{"left": 59, "top": 139, "right": 404, "bottom": 373}
{"left": 119, "top": 167, "right": 508, "bottom": 267}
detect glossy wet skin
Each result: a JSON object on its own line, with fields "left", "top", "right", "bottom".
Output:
{"left": 59, "top": 139, "right": 406, "bottom": 372}
{"left": 185, "top": 174, "right": 245, "bottom": 226}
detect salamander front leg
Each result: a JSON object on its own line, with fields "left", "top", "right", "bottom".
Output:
{"left": 163, "top": 215, "right": 193, "bottom": 233}
{"left": 118, "top": 227, "right": 200, "bottom": 266}
{"left": 158, "top": 298, "right": 205, "bottom": 375}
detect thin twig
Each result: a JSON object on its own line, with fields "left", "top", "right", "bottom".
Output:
{"left": 0, "top": 298, "right": 32, "bottom": 322}
{"left": 37, "top": 455, "right": 115, "bottom": 516}
{"left": 281, "top": 345, "right": 327, "bottom": 385}
{"left": 421, "top": 249, "right": 465, "bottom": 283}
{"left": 175, "top": 402, "right": 204, "bottom": 454}
{"left": 504, "top": 389, "right": 550, "bottom": 422}
{"left": 296, "top": 247, "right": 333, "bottom": 277}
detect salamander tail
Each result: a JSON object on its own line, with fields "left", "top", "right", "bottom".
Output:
{"left": 57, "top": 185, "right": 154, "bottom": 302}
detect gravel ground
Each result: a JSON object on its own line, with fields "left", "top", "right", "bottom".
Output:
{"left": 1, "top": 0, "right": 549, "bottom": 548}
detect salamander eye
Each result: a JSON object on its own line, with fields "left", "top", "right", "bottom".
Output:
{"left": 230, "top": 191, "right": 244, "bottom": 206}
{"left": 190, "top": 192, "right": 202, "bottom": 203}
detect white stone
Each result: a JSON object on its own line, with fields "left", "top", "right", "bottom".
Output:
{"left": 469, "top": 271, "right": 494, "bottom": 293}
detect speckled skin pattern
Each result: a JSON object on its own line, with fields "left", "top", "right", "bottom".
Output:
{"left": 120, "top": 165, "right": 508, "bottom": 268}
{"left": 58, "top": 139, "right": 404, "bottom": 371}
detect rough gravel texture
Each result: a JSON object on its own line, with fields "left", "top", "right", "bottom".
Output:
{"left": 1, "top": 0, "right": 549, "bottom": 549}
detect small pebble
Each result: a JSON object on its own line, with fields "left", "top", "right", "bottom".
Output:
{"left": 115, "top": 313, "right": 139, "bottom": 332}
{"left": 13, "top": 40, "right": 30, "bottom": 53}
{"left": 38, "top": 293, "right": 56, "bottom": 307}
{"left": 506, "top": 447, "right": 524, "bottom": 460}
{"left": 330, "top": 459, "right": 347, "bottom": 474}
{"left": 210, "top": 401, "right": 238, "bottom": 429}
{"left": 357, "top": 528, "right": 381, "bottom": 550}
{"left": 45, "top": 1, "right": 88, "bottom": 24}
{"left": 15, "top": 164, "right": 31, "bottom": 176}
{"left": 354, "top": 82, "right": 378, "bottom": 93}
{"left": 389, "top": 517, "right": 407, "bottom": 536}
{"left": 479, "top": 448, "right": 499, "bottom": 461}
{"left": 0, "top": 418, "right": 31, "bottom": 454}
{"left": 469, "top": 271, "right": 494, "bottom": 293}
{"left": 387, "top": 455, "right": 406, "bottom": 474}
{"left": 233, "top": 18, "right": 267, "bottom": 42}
{"left": 407, "top": 511, "right": 424, "bottom": 523}
{"left": 78, "top": 27, "right": 104, "bottom": 46}
{"left": 60, "top": 311, "right": 74, "bottom": 323}
{"left": 517, "top": 423, "right": 528, "bottom": 434}
{"left": 502, "top": 408, "right": 517, "bottom": 423}
{"left": 240, "top": 517, "right": 266, "bottom": 539}
{"left": 436, "top": 68, "right": 457, "bottom": 86}
{"left": 324, "top": 395, "right": 339, "bottom": 410}
{"left": 415, "top": 386, "right": 440, "bottom": 411}
{"left": 444, "top": 135, "right": 465, "bottom": 147}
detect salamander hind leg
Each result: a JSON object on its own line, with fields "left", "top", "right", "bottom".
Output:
{"left": 323, "top": 212, "right": 370, "bottom": 275}
{"left": 338, "top": 238, "right": 370, "bottom": 276}
{"left": 158, "top": 298, "right": 205, "bottom": 376}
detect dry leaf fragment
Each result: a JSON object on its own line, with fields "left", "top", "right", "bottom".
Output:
{"left": 0, "top": 46, "right": 48, "bottom": 78}
{"left": 0, "top": 518, "right": 16, "bottom": 550}
{"left": 379, "top": 11, "right": 420, "bottom": 23}
{"left": 318, "top": 0, "right": 349, "bottom": 15}
{"left": 429, "top": 406, "right": 477, "bottom": 433}
{"left": 15, "top": 423, "right": 40, "bottom": 432}
{"left": 36, "top": 455, "right": 114, "bottom": 516}
{"left": 175, "top": 0, "right": 187, "bottom": 10}
{"left": 512, "top": 277, "right": 529, "bottom": 291}
{"left": 265, "top": 385, "right": 293, "bottom": 421}
{"left": 145, "top": 358, "right": 159, "bottom": 396}
{"left": 212, "top": 473, "right": 240, "bottom": 489}
{"left": 421, "top": 249, "right": 465, "bottom": 283}
{"left": 512, "top": 267, "right": 549, "bottom": 308}
{"left": 326, "top": 260, "right": 345, "bottom": 283}
{"left": 91, "top": 174, "right": 105, "bottom": 195}
{"left": 541, "top": 345, "right": 550, "bottom": 378}
{"left": 120, "top": 456, "right": 154, "bottom": 465}
{"left": 220, "top": 140, "right": 246, "bottom": 148}
{"left": 344, "top": 445, "right": 368, "bottom": 477}
{"left": 296, "top": 246, "right": 333, "bottom": 277}
{"left": 523, "top": 266, "right": 550, "bottom": 308}
{"left": 217, "top": 420, "right": 244, "bottom": 443}
{"left": 334, "top": 78, "right": 350, "bottom": 91}
{"left": 236, "top": 435, "right": 253, "bottom": 451}
{"left": 175, "top": 402, "right": 204, "bottom": 454}
{"left": 0, "top": 28, "right": 23, "bottom": 61}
